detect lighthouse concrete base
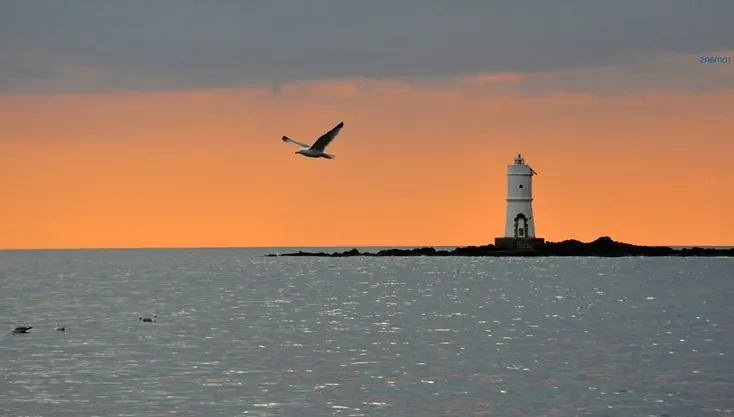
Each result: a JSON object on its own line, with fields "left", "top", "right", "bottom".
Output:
{"left": 494, "top": 237, "right": 546, "bottom": 250}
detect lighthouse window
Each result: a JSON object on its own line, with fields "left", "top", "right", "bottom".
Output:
{"left": 518, "top": 184, "right": 523, "bottom": 188}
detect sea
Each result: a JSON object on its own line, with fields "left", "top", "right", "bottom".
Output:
{"left": 1, "top": 247, "right": 733, "bottom": 417}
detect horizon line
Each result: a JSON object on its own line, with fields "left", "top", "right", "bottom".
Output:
{"left": 2, "top": 241, "right": 733, "bottom": 252}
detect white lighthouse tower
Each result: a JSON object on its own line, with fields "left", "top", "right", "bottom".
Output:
{"left": 494, "top": 154, "right": 545, "bottom": 249}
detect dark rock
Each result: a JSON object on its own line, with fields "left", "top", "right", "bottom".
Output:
{"left": 268, "top": 237, "right": 734, "bottom": 258}
{"left": 376, "top": 247, "right": 436, "bottom": 256}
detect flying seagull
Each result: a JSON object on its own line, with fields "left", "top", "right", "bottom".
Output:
{"left": 282, "top": 121, "right": 344, "bottom": 159}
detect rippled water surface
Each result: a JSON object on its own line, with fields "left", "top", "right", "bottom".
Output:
{"left": 1, "top": 249, "right": 733, "bottom": 416}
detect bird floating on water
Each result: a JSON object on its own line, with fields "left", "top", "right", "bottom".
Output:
{"left": 139, "top": 315, "right": 157, "bottom": 323}
{"left": 12, "top": 326, "right": 32, "bottom": 334}
{"left": 282, "top": 121, "right": 344, "bottom": 159}
{"left": 55, "top": 323, "right": 66, "bottom": 332}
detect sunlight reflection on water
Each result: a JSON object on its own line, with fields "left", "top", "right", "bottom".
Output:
{"left": 1, "top": 250, "right": 732, "bottom": 416}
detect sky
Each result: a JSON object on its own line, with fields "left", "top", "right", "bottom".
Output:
{"left": 1, "top": 1, "right": 733, "bottom": 249}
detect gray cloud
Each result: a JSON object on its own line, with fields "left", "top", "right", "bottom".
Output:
{"left": 460, "top": 52, "right": 734, "bottom": 98}
{"left": 1, "top": 0, "right": 733, "bottom": 93}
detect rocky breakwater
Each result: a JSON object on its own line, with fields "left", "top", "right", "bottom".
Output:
{"left": 266, "top": 236, "right": 734, "bottom": 257}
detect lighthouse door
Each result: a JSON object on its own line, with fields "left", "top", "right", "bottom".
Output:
{"left": 514, "top": 214, "right": 528, "bottom": 238}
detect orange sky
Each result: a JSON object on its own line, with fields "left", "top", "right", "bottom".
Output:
{"left": 1, "top": 58, "right": 733, "bottom": 249}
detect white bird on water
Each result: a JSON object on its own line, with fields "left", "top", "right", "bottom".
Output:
{"left": 282, "top": 121, "right": 344, "bottom": 159}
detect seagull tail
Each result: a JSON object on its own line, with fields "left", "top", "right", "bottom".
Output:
{"left": 324, "top": 153, "right": 336, "bottom": 160}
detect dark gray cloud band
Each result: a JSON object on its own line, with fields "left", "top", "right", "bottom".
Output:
{"left": 1, "top": 0, "right": 733, "bottom": 93}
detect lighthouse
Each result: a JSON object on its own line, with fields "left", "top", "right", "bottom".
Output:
{"left": 494, "top": 154, "right": 545, "bottom": 250}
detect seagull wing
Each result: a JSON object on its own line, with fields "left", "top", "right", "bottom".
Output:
{"left": 310, "top": 121, "right": 344, "bottom": 151}
{"left": 282, "top": 136, "right": 309, "bottom": 148}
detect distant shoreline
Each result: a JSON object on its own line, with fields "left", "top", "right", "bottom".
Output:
{"left": 0, "top": 240, "right": 732, "bottom": 252}
{"left": 266, "top": 236, "right": 734, "bottom": 258}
